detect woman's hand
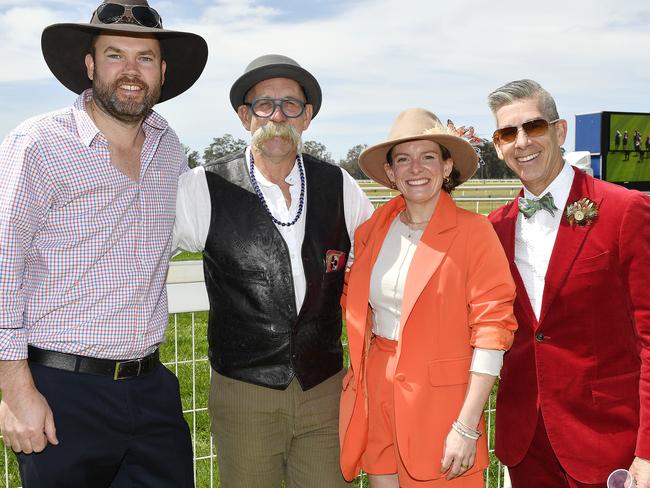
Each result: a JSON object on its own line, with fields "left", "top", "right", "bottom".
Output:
{"left": 440, "top": 427, "right": 476, "bottom": 480}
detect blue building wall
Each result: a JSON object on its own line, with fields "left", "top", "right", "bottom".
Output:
{"left": 575, "top": 113, "right": 602, "bottom": 178}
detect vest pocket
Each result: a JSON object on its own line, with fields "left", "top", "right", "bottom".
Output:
{"left": 219, "top": 266, "right": 268, "bottom": 285}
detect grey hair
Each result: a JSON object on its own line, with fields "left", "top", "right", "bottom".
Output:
{"left": 487, "top": 79, "right": 559, "bottom": 121}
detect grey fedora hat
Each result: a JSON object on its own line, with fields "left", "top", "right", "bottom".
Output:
{"left": 229, "top": 54, "right": 322, "bottom": 118}
{"left": 41, "top": 0, "right": 208, "bottom": 103}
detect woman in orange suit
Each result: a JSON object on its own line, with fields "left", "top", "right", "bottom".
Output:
{"left": 339, "top": 108, "right": 517, "bottom": 487}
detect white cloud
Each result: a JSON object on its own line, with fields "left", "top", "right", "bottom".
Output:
{"left": 1, "top": 0, "right": 649, "bottom": 159}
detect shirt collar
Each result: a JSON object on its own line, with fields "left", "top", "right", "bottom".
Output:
{"left": 523, "top": 161, "right": 574, "bottom": 211}
{"left": 246, "top": 146, "right": 302, "bottom": 187}
{"left": 72, "top": 89, "right": 169, "bottom": 148}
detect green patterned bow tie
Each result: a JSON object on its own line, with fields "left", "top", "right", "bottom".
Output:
{"left": 518, "top": 192, "right": 559, "bottom": 219}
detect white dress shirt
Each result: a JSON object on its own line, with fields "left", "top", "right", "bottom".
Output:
{"left": 515, "top": 162, "right": 575, "bottom": 320}
{"left": 173, "top": 147, "right": 374, "bottom": 312}
{"left": 369, "top": 216, "right": 504, "bottom": 376}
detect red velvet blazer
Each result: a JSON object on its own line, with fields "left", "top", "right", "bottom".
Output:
{"left": 489, "top": 168, "right": 650, "bottom": 483}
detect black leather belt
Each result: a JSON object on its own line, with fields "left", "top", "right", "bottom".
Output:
{"left": 27, "top": 346, "right": 160, "bottom": 380}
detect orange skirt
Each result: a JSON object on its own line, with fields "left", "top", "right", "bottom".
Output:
{"left": 361, "top": 336, "right": 484, "bottom": 487}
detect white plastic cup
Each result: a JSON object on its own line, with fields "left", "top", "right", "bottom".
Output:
{"left": 607, "top": 469, "right": 636, "bottom": 488}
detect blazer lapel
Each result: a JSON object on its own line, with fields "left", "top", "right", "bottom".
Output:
{"left": 494, "top": 194, "right": 538, "bottom": 329}
{"left": 538, "top": 170, "right": 601, "bottom": 323}
{"left": 345, "top": 197, "right": 403, "bottom": 377}
{"left": 399, "top": 193, "right": 457, "bottom": 335}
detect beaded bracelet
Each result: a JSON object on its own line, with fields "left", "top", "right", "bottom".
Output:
{"left": 452, "top": 420, "right": 481, "bottom": 440}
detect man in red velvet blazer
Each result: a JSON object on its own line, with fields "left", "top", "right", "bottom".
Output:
{"left": 487, "top": 79, "right": 650, "bottom": 488}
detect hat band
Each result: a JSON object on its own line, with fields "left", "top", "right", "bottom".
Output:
{"left": 94, "top": 3, "right": 162, "bottom": 28}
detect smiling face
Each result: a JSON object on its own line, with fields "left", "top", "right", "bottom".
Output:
{"left": 237, "top": 77, "right": 312, "bottom": 161}
{"left": 384, "top": 139, "right": 453, "bottom": 208}
{"left": 494, "top": 96, "right": 567, "bottom": 196}
{"left": 85, "top": 34, "right": 166, "bottom": 123}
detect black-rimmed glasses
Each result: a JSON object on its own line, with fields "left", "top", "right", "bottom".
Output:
{"left": 493, "top": 118, "right": 560, "bottom": 144}
{"left": 95, "top": 3, "right": 163, "bottom": 28}
{"left": 245, "top": 98, "right": 306, "bottom": 118}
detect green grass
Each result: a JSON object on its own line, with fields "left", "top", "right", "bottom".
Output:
{"left": 0, "top": 185, "right": 512, "bottom": 487}
{"left": 0, "top": 311, "right": 503, "bottom": 487}
{"left": 173, "top": 251, "right": 204, "bottom": 262}
{"left": 360, "top": 179, "right": 520, "bottom": 215}
{"left": 606, "top": 115, "right": 650, "bottom": 182}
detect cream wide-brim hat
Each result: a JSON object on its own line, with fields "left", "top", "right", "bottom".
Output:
{"left": 359, "top": 108, "right": 479, "bottom": 188}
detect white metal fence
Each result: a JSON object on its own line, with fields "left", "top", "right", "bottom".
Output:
{"left": 0, "top": 260, "right": 509, "bottom": 487}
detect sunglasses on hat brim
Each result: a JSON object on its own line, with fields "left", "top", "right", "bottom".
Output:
{"left": 95, "top": 3, "right": 162, "bottom": 28}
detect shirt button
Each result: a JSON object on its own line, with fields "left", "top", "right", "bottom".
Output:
{"left": 394, "top": 373, "right": 406, "bottom": 382}
{"left": 535, "top": 332, "right": 545, "bottom": 342}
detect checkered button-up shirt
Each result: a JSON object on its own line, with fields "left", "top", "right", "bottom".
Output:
{"left": 0, "top": 90, "right": 186, "bottom": 360}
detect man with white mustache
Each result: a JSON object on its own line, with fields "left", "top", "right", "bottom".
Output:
{"left": 174, "top": 54, "right": 373, "bottom": 487}
{"left": 0, "top": 1, "right": 207, "bottom": 486}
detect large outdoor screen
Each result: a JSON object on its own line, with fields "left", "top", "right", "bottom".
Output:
{"left": 603, "top": 112, "right": 650, "bottom": 190}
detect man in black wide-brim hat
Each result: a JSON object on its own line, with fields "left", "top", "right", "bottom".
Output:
{"left": 0, "top": 2, "right": 207, "bottom": 486}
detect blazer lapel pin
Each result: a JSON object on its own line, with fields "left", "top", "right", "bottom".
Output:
{"left": 565, "top": 197, "right": 599, "bottom": 227}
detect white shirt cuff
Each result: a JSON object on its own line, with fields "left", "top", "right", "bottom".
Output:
{"left": 470, "top": 348, "right": 504, "bottom": 376}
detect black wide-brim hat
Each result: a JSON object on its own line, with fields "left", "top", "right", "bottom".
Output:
{"left": 229, "top": 54, "right": 322, "bottom": 118}
{"left": 41, "top": 0, "right": 208, "bottom": 103}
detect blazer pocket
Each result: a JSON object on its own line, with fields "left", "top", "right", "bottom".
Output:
{"left": 572, "top": 251, "right": 610, "bottom": 276}
{"left": 428, "top": 356, "right": 472, "bottom": 387}
{"left": 591, "top": 370, "right": 639, "bottom": 405}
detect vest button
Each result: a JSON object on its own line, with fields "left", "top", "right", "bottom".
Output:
{"left": 535, "top": 332, "right": 545, "bottom": 342}
{"left": 394, "top": 373, "right": 406, "bottom": 382}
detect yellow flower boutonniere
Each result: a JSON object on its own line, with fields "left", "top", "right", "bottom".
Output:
{"left": 565, "top": 197, "right": 599, "bottom": 226}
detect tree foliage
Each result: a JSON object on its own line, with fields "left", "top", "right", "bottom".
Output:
{"left": 203, "top": 134, "right": 247, "bottom": 164}
{"left": 339, "top": 144, "right": 368, "bottom": 179}
{"left": 474, "top": 143, "right": 517, "bottom": 179}
{"left": 182, "top": 144, "right": 202, "bottom": 169}
{"left": 302, "top": 140, "right": 334, "bottom": 163}
{"left": 196, "top": 135, "right": 519, "bottom": 180}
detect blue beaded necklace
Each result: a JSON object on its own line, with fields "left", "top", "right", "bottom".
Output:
{"left": 249, "top": 151, "right": 305, "bottom": 227}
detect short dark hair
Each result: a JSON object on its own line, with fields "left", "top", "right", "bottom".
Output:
{"left": 386, "top": 142, "right": 460, "bottom": 194}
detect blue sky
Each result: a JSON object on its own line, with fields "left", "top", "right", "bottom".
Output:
{"left": 1, "top": 0, "right": 649, "bottom": 162}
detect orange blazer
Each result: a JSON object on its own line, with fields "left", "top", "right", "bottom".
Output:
{"left": 339, "top": 192, "right": 517, "bottom": 482}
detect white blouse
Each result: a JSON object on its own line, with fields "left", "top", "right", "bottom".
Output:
{"left": 369, "top": 215, "right": 504, "bottom": 376}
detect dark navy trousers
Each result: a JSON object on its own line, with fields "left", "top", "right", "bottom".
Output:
{"left": 17, "top": 362, "right": 193, "bottom": 488}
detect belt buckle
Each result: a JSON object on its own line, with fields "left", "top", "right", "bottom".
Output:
{"left": 113, "top": 358, "right": 142, "bottom": 380}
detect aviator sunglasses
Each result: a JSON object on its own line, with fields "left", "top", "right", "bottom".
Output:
{"left": 492, "top": 118, "right": 560, "bottom": 144}
{"left": 95, "top": 3, "right": 163, "bottom": 28}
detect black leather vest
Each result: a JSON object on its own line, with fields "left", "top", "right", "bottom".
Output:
{"left": 203, "top": 150, "right": 351, "bottom": 390}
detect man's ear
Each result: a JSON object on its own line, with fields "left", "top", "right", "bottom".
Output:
{"left": 161, "top": 60, "right": 166, "bottom": 86}
{"left": 84, "top": 53, "right": 95, "bottom": 81}
{"left": 554, "top": 119, "right": 568, "bottom": 146}
{"left": 237, "top": 105, "right": 252, "bottom": 131}
{"left": 494, "top": 141, "right": 504, "bottom": 160}
{"left": 302, "top": 103, "right": 313, "bottom": 131}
